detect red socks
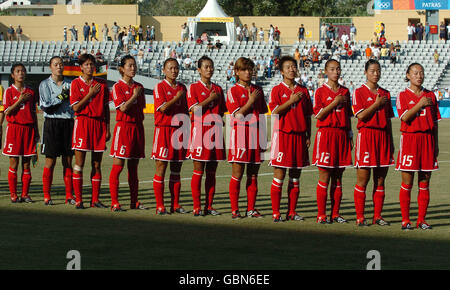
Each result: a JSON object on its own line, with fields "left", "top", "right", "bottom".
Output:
{"left": 8, "top": 167, "right": 18, "bottom": 200}
{"left": 109, "top": 164, "right": 123, "bottom": 207}
{"left": 169, "top": 172, "right": 181, "bottom": 210}
{"left": 418, "top": 182, "right": 430, "bottom": 223}
{"left": 91, "top": 172, "right": 102, "bottom": 204}
{"left": 330, "top": 181, "right": 342, "bottom": 218}
{"left": 399, "top": 183, "right": 413, "bottom": 223}
{"left": 191, "top": 170, "right": 203, "bottom": 210}
{"left": 354, "top": 184, "right": 366, "bottom": 220}
{"left": 229, "top": 176, "right": 241, "bottom": 212}
{"left": 205, "top": 171, "right": 216, "bottom": 210}
{"left": 270, "top": 178, "right": 283, "bottom": 216}
{"left": 64, "top": 168, "right": 74, "bottom": 201}
{"left": 73, "top": 172, "right": 83, "bottom": 203}
{"left": 128, "top": 163, "right": 139, "bottom": 206}
{"left": 373, "top": 185, "right": 385, "bottom": 219}
{"left": 153, "top": 174, "right": 165, "bottom": 210}
{"left": 287, "top": 178, "right": 300, "bottom": 215}
{"left": 42, "top": 167, "right": 54, "bottom": 201}
{"left": 21, "top": 168, "right": 32, "bottom": 198}
{"left": 316, "top": 180, "right": 328, "bottom": 218}
{"left": 246, "top": 176, "right": 258, "bottom": 211}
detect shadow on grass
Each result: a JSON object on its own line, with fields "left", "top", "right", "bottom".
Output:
{"left": 1, "top": 203, "right": 450, "bottom": 270}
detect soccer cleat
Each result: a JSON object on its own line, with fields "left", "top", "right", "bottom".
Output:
{"left": 417, "top": 222, "right": 432, "bottom": 230}
{"left": 22, "top": 196, "right": 33, "bottom": 203}
{"left": 246, "top": 209, "right": 263, "bottom": 218}
{"left": 11, "top": 196, "right": 22, "bottom": 203}
{"left": 111, "top": 204, "right": 125, "bottom": 212}
{"left": 373, "top": 217, "right": 390, "bottom": 226}
{"left": 332, "top": 216, "right": 348, "bottom": 224}
{"left": 91, "top": 201, "right": 107, "bottom": 208}
{"left": 401, "top": 221, "right": 413, "bottom": 231}
{"left": 356, "top": 218, "right": 369, "bottom": 227}
{"left": 76, "top": 202, "right": 85, "bottom": 209}
{"left": 193, "top": 208, "right": 204, "bottom": 217}
{"left": 317, "top": 215, "right": 329, "bottom": 224}
{"left": 205, "top": 208, "right": 221, "bottom": 216}
{"left": 156, "top": 207, "right": 168, "bottom": 215}
{"left": 286, "top": 213, "right": 305, "bottom": 221}
{"left": 131, "top": 202, "right": 148, "bottom": 210}
{"left": 172, "top": 207, "right": 187, "bottom": 214}
{"left": 44, "top": 199, "right": 55, "bottom": 206}
{"left": 65, "top": 198, "right": 77, "bottom": 205}
{"left": 231, "top": 210, "right": 242, "bottom": 220}
{"left": 273, "top": 213, "right": 284, "bottom": 223}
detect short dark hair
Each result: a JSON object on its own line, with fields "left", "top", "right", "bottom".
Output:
{"left": 197, "top": 55, "right": 214, "bottom": 69}
{"left": 364, "top": 59, "right": 380, "bottom": 72}
{"left": 10, "top": 63, "right": 26, "bottom": 74}
{"left": 324, "top": 59, "right": 340, "bottom": 70}
{"left": 278, "top": 56, "right": 297, "bottom": 71}
{"left": 78, "top": 53, "right": 96, "bottom": 66}
{"left": 163, "top": 57, "right": 178, "bottom": 69}
{"left": 49, "top": 56, "right": 63, "bottom": 66}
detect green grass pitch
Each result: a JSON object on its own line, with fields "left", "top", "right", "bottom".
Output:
{"left": 1, "top": 113, "right": 450, "bottom": 270}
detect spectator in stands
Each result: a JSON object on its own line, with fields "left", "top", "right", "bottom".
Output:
{"left": 447, "top": 22, "right": 450, "bottom": 41}
{"left": 416, "top": 23, "right": 424, "bottom": 41}
{"left": 371, "top": 32, "right": 379, "bottom": 46}
{"left": 118, "top": 28, "right": 125, "bottom": 50}
{"left": 259, "top": 27, "right": 264, "bottom": 42}
{"left": 145, "top": 25, "right": 151, "bottom": 41}
{"left": 325, "top": 37, "right": 333, "bottom": 51}
{"left": 91, "top": 22, "right": 98, "bottom": 41}
{"left": 407, "top": 22, "right": 415, "bottom": 41}
{"left": 16, "top": 25, "right": 23, "bottom": 41}
{"left": 163, "top": 45, "right": 171, "bottom": 59}
{"left": 425, "top": 22, "right": 430, "bottom": 41}
{"left": 267, "top": 56, "right": 274, "bottom": 78}
{"left": 236, "top": 24, "right": 242, "bottom": 42}
{"left": 226, "top": 64, "right": 233, "bottom": 81}
{"left": 129, "top": 46, "right": 138, "bottom": 62}
{"left": 215, "top": 40, "right": 223, "bottom": 50}
{"left": 182, "top": 23, "right": 189, "bottom": 42}
{"left": 112, "top": 22, "right": 120, "bottom": 41}
{"left": 372, "top": 45, "right": 380, "bottom": 60}
{"left": 242, "top": 24, "right": 249, "bottom": 42}
{"left": 440, "top": 21, "right": 446, "bottom": 41}
{"left": 95, "top": 50, "right": 104, "bottom": 64}
{"left": 128, "top": 25, "right": 135, "bottom": 45}
{"left": 207, "top": 39, "right": 214, "bottom": 52}
{"left": 320, "top": 23, "right": 328, "bottom": 41}
{"left": 327, "top": 24, "right": 335, "bottom": 40}
{"left": 434, "top": 49, "right": 440, "bottom": 64}
{"left": 294, "top": 48, "right": 301, "bottom": 67}
{"left": 137, "top": 25, "right": 143, "bottom": 42}
{"left": 150, "top": 26, "right": 155, "bottom": 40}
{"left": 301, "top": 72, "right": 308, "bottom": 86}
{"left": 102, "top": 24, "right": 109, "bottom": 41}
{"left": 312, "top": 49, "right": 321, "bottom": 66}
{"left": 83, "top": 22, "right": 90, "bottom": 42}
{"left": 175, "top": 43, "right": 184, "bottom": 56}
{"left": 251, "top": 23, "right": 257, "bottom": 41}
{"left": 274, "top": 27, "right": 281, "bottom": 41}
{"left": 365, "top": 45, "right": 372, "bottom": 60}
{"left": 339, "top": 46, "right": 347, "bottom": 60}
{"left": 348, "top": 81, "right": 355, "bottom": 96}
{"left": 268, "top": 24, "right": 274, "bottom": 43}
{"left": 176, "top": 53, "right": 183, "bottom": 68}
{"left": 298, "top": 24, "right": 305, "bottom": 41}
{"left": 257, "top": 55, "right": 266, "bottom": 71}
{"left": 347, "top": 47, "right": 354, "bottom": 60}
{"left": 273, "top": 46, "right": 281, "bottom": 60}
{"left": 0, "top": 32, "right": 4, "bottom": 41}
{"left": 350, "top": 23, "right": 357, "bottom": 42}
{"left": 341, "top": 33, "right": 349, "bottom": 44}
{"left": 195, "top": 36, "right": 202, "bottom": 45}
{"left": 379, "top": 34, "right": 386, "bottom": 46}
{"left": 322, "top": 50, "right": 331, "bottom": 61}
{"left": 7, "top": 25, "right": 14, "bottom": 41}
{"left": 389, "top": 45, "right": 397, "bottom": 64}
{"left": 63, "top": 26, "right": 67, "bottom": 41}
{"left": 183, "top": 54, "right": 193, "bottom": 70}
{"left": 201, "top": 32, "right": 208, "bottom": 43}
{"left": 380, "top": 45, "right": 389, "bottom": 60}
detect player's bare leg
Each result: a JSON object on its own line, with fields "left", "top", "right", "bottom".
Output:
{"left": 246, "top": 163, "right": 262, "bottom": 218}
{"left": 169, "top": 161, "right": 184, "bottom": 213}
{"left": 417, "top": 171, "right": 432, "bottom": 229}
{"left": 90, "top": 151, "right": 105, "bottom": 208}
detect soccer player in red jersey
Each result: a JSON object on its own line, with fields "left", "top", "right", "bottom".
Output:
{"left": 396, "top": 63, "right": 440, "bottom": 230}
{"left": 70, "top": 54, "right": 111, "bottom": 209}
{"left": 152, "top": 58, "right": 189, "bottom": 215}
{"left": 187, "top": 56, "right": 227, "bottom": 216}
{"left": 109, "top": 55, "right": 147, "bottom": 212}
{"left": 312, "top": 59, "right": 353, "bottom": 224}
{"left": 226, "top": 57, "right": 268, "bottom": 219}
{"left": 269, "top": 56, "right": 313, "bottom": 222}
{"left": 2, "top": 63, "right": 39, "bottom": 203}
{"left": 352, "top": 59, "right": 395, "bottom": 226}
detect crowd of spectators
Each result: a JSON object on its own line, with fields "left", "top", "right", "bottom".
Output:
{"left": 2, "top": 24, "right": 24, "bottom": 41}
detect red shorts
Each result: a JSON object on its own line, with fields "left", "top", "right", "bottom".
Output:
{"left": 72, "top": 116, "right": 107, "bottom": 152}
{"left": 228, "top": 125, "right": 266, "bottom": 164}
{"left": 355, "top": 127, "right": 394, "bottom": 168}
{"left": 187, "top": 123, "right": 226, "bottom": 161}
{"left": 151, "top": 126, "right": 187, "bottom": 162}
{"left": 2, "top": 123, "right": 37, "bottom": 157}
{"left": 269, "top": 130, "right": 310, "bottom": 169}
{"left": 110, "top": 121, "right": 145, "bottom": 159}
{"left": 312, "top": 127, "right": 353, "bottom": 168}
{"left": 396, "top": 132, "right": 438, "bottom": 172}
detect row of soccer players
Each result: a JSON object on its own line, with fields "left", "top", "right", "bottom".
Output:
{"left": 0, "top": 54, "right": 440, "bottom": 230}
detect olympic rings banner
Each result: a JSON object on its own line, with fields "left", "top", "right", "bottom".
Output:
{"left": 375, "top": 0, "right": 449, "bottom": 10}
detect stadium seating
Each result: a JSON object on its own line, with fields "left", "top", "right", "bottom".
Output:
{"left": 0, "top": 39, "right": 448, "bottom": 99}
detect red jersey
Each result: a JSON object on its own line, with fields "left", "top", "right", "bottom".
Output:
{"left": 112, "top": 79, "right": 145, "bottom": 123}
{"left": 396, "top": 88, "right": 441, "bottom": 133}
{"left": 3, "top": 85, "right": 37, "bottom": 125}
{"left": 313, "top": 83, "right": 352, "bottom": 129}
{"left": 269, "top": 82, "right": 313, "bottom": 133}
{"left": 70, "top": 76, "right": 109, "bottom": 119}
{"left": 352, "top": 84, "right": 394, "bottom": 130}
{"left": 187, "top": 80, "right": 227, "bottom": 124}
{"left": 153, "top": 79, "right": 188, "bottom": 127}
{"left": 226, "top": 82, "right": 268, "bottom": 126}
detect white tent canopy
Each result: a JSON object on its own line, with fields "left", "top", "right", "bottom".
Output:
{"left": 187, "top": 0, "right": 235, "bottom": 44}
